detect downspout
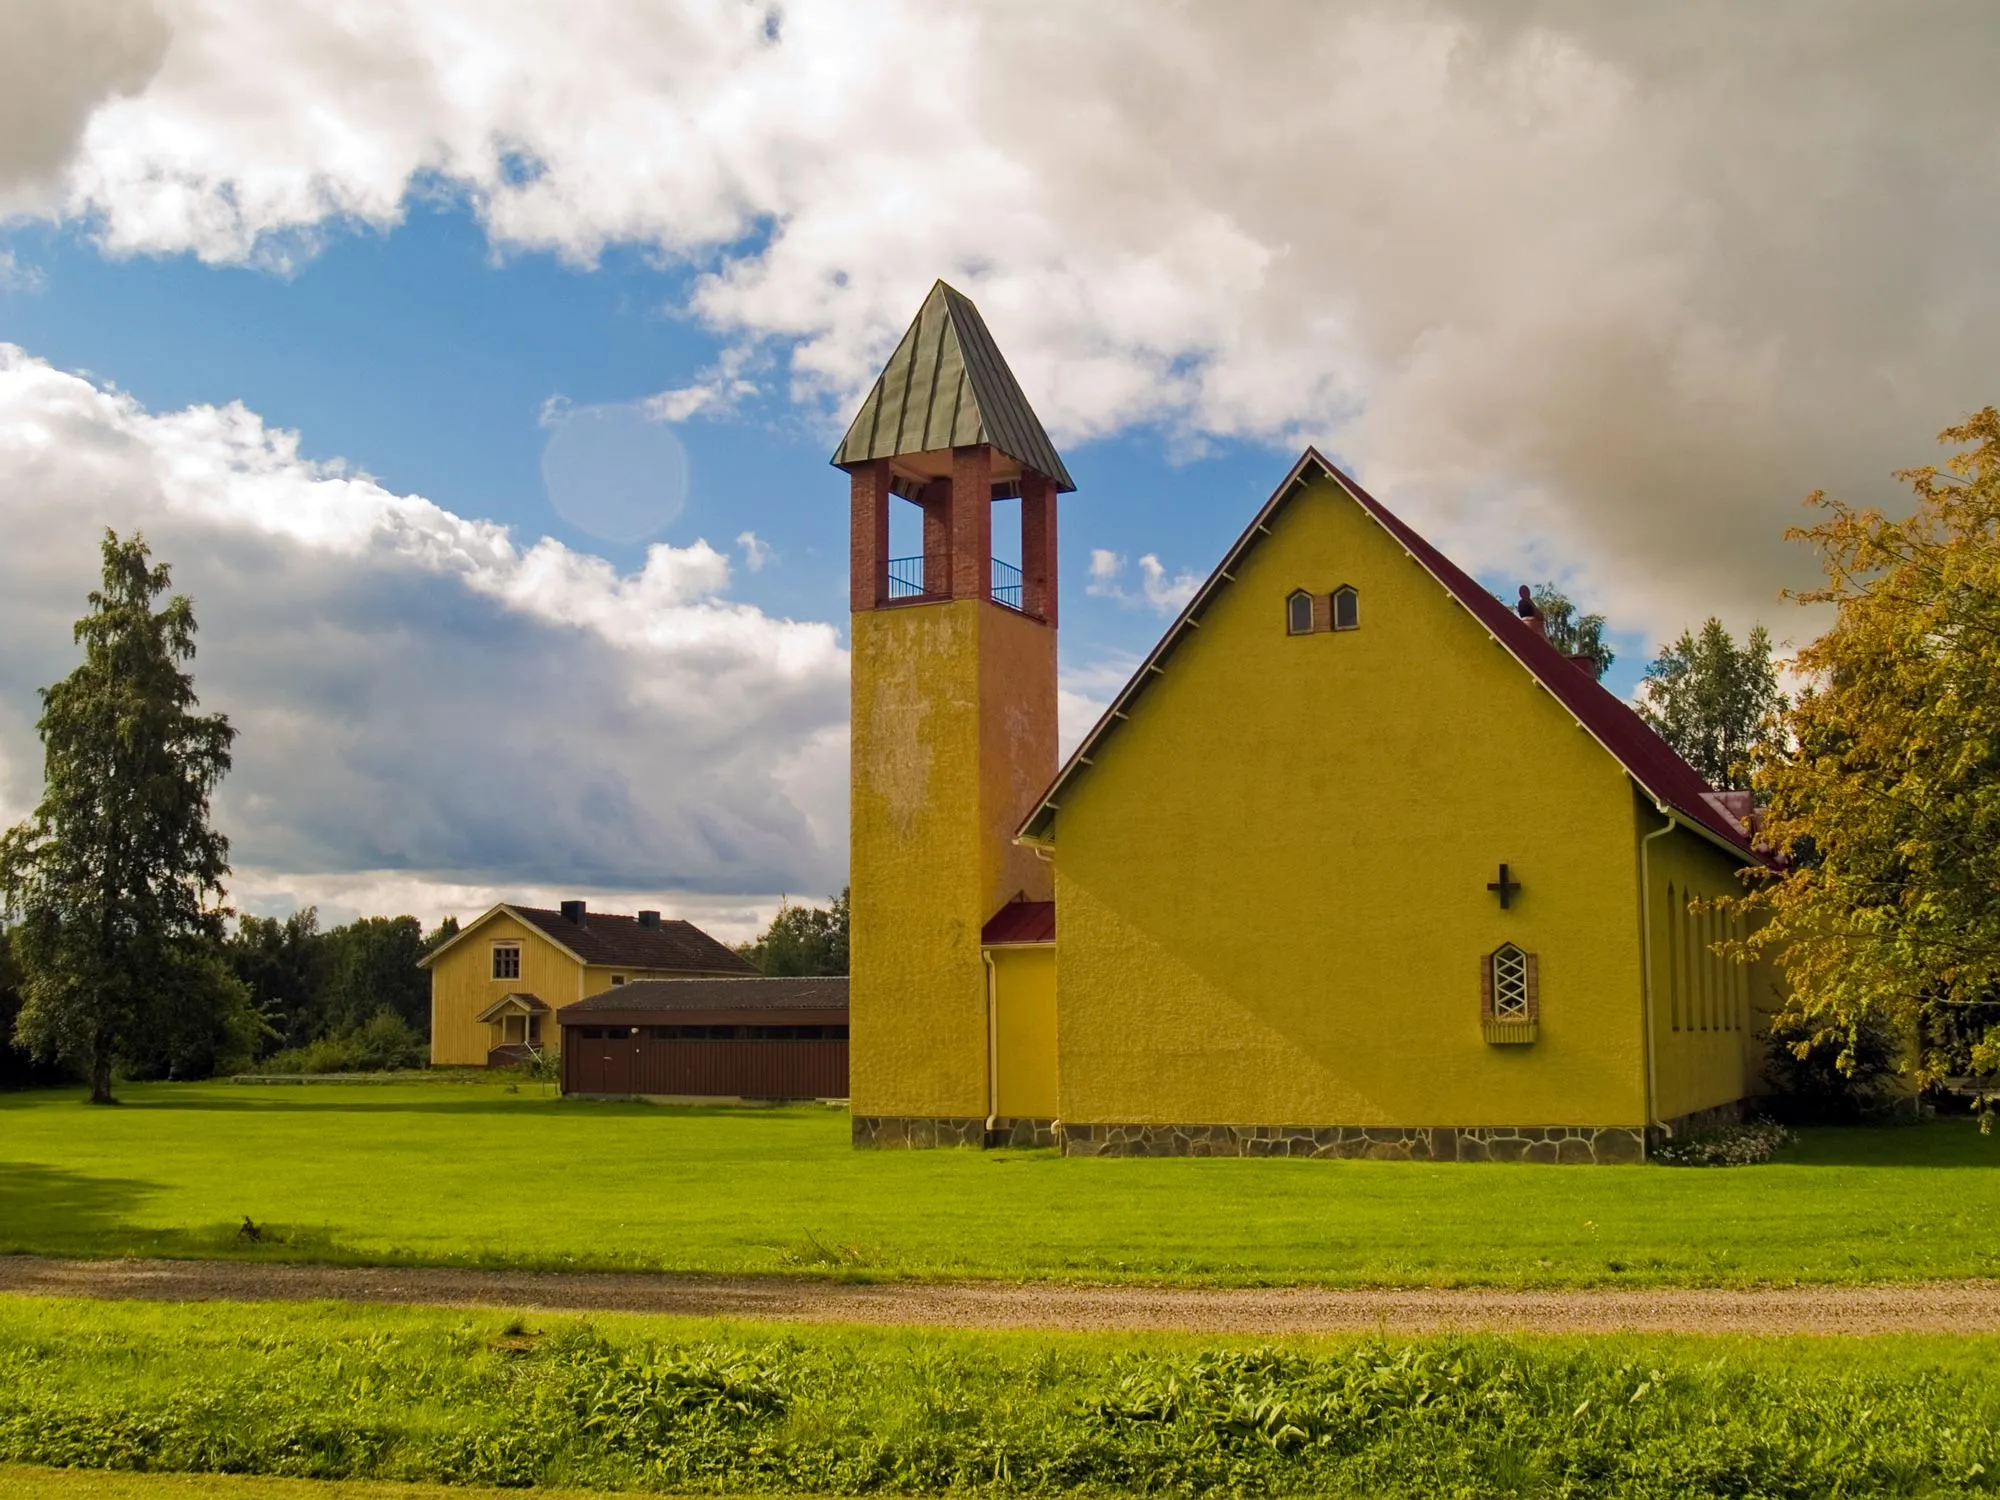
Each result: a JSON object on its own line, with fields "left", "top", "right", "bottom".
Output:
{"left": 983, "top": 949, "right": 1000, "bottom": 1140}
{"left": 1639, "top": 802, "right": 1677, "bottom": 1145}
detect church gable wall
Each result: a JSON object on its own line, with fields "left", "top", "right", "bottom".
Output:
{"left": 1052, "top": 473, "right": 1649, "bottom": 1130}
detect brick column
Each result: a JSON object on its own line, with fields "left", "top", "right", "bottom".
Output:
{"left": 849, "top": 460, "right": 891, "bottom": 610}
{"left": 918, "top": 479, "right": 952, "bottom": 596}
{"left": 949, "top": 445, "right": 993, "bottom": 601}
{"left": 1021, "top": 469, "right": 1058, "bottom": 625}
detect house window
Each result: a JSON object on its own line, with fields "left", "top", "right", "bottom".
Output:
{"left": 1481, "top": 943, "right": 1539, "bottom": 1043}
{"left": 491, "top": 942, "right": 521, "bottom": 981}
{"left": 1287, "top": 589, "right": 1315, "bottom": 635}
{"left": 611, "top": 975, "right": 626, "bottom": 986}
{"left": 1332, "top": 585, "right": 1359, "bottom": 630}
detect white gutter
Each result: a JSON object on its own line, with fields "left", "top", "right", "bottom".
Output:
{"left": 983, "top": 949, "right": 1000, "bottom": 1137}
{"left": 1638, "top": 802, "right": 1678, "bottom": 1140}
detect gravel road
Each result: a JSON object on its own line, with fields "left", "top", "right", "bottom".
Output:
{"left": 3, "top": 1257, "right": 1997, "bottom": 1335}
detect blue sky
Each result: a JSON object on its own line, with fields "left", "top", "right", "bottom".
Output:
{"left": 0, "top": 204, "right": 1655, "bottom": 694}
{"left": 1, "top": 1, "right": 1985, "bottom": 930}
{"left": 1, "top": 204, "right": 1382, "bottom": 678}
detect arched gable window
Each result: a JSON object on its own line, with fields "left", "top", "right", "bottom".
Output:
{"left": 1287, "top": 589, "right": 1315, "bottom": 635}
{"left": 1332, "top": 585, "right": 1359, "bottom": 630}
{"left": 1481, "top": 943, "right": 1540, "bottom": 1044}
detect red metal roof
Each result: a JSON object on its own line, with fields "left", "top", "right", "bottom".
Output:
{"left": 1019, "top": 448, "right": 1763, "bottom": 863}
{"left": 982, "top": 899, "right": 1056, "bottom": 946}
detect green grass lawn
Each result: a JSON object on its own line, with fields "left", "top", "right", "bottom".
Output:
{"left": 0, "top": 1468, "right": 665, "bottom": 1500}
{"left": 0, "top": 1079, "right": 1995, "bottom": 1287}
{"left": 3, "top": 1297, "right": 1998, "bottom": 1497}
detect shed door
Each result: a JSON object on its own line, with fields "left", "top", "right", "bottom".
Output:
{"left": 602, "top": 1028, "right": 642, "bottom": 1093}
{"left": 570, "top": 1027, "right": 638, "bottom": 1093}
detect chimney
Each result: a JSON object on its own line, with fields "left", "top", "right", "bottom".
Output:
{"left": 560, "top": 899, "right": 587, "bottom": 927}
{"left": 637, "top": 910, "right": 661, "bottom": 929}
{"left": 1515, "top": 585, "right": 1548, "bottom": 639}
{"left": 1701, "top": 789, "right": 1755, "bottom": 829}
{"left": 1566, "top": 653, "right": 1598, "bottom": 676}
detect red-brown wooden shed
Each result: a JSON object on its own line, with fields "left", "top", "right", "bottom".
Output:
{"left": 557, "top": 976, "right": 848, "bottom": 1100}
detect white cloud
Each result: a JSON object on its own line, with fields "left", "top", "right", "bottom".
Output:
{"left": 0, "top": 250, "right": 45, "bottom": 293}
{"left": 1084, "top": 549, "right": 1200, "bottom": 615}
{"left": 1085, "top": 548, "right": 1125, "bottom": 599}
{"left": 1136, "top": 555, "right": 1200, "bottom": 615}
{"left": 10, "top": 1, "right": 2000, "bottom": 642}
{"left": 1056, "top": 654, "right": 1145, "bottom": 758}
{"left": 737, "top": 530, "right": 773, "bottom": 572}
{"left": 0, "top": 0, "right": 168, "bottom": 209}
{"left": 230, "top": 868, "right": 789, "bottom": 945}
{"left": 647, "top": 345, "right": 763, "bottom": 423}
{"left": 0, "top": 344, "right": 849, "bottom": 913}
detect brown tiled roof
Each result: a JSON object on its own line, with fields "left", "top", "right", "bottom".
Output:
{"left": 510, "top": 907, "right": 759, "bottom": 973}
{"left": 1020, "top": 448, "right": 1766, "bottom": 864}
{"left": 982, "top": 899, "right": 1055, "bottom": 945}
{"left": 559, "top": 976, "right": 848, "bottom": 1018}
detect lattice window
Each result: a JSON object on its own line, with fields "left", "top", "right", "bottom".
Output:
{"left": 491, "top": 942, "right": 521, "bottom": 981}
{"left": 1481, "top": 944, "right": 1540, "bottom": 1043}
{"left": 1492, "top": 945, "right": 1530, "bottom": 1019}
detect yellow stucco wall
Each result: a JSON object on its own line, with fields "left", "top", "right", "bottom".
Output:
{"left": 1641, "top": 813, "right": 1774, "bottom": 1120}
{"left": 850, "top": 597, "right": 1055, "bottom": 1120}
{"left": 1048, "top": 473, "right": 1659, "bottom": 1129}
{"left": 427, "top": 914, "right": 584, "bottom": 1065}
{"left": 991, "top": 945, "right": 1059, "bottom": 1118}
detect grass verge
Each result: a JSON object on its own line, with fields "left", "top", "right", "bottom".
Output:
{"left": 2, "top": 1081, "right": 1996, "bottom": 1287}
{"left": 0, "top": 1467, "right": 667, "bottom": 1499}
{"left": 2, "top": 1296, "right": 1998, "bottom": 1497}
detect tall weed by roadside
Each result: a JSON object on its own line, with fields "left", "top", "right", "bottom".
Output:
{"left": 0, "top": 1302, "right": 1994, "bottom": 1497}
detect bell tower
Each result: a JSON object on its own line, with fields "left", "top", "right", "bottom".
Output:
{"left": 833, "top": 281, "right": 1073, "bottom": 1146}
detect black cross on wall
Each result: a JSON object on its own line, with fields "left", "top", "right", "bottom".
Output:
{"left": 1487, "top": 863, "right": 1521, "bottom": 910}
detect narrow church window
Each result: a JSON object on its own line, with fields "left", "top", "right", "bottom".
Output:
{"left": 1492, "top": 945, "right": 1530, "bottom": 1020}
{"left": 492, "top": 942, "right": 521, "bottom": 981}
{"left": 1332, "top": 585, "right": 1359, "bottom": 630}
{"left": 1287, "top": 589, "right": 1314, "bottom": 634}
{"left": 1666, "top": 883, "right": 1680, "bottom": 1031}
{"left": 1481, "top": 944, "right": 1539, "bottom": 1043}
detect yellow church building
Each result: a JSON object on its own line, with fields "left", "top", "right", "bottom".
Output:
{"left": 837, "top": 281, "right": 1776, "bottom": 1162}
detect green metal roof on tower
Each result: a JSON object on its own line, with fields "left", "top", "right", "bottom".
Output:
{"left": 831, "top": 280, "right": 1076, "bottom": 494}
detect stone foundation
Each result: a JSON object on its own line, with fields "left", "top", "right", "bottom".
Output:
{"left": 1059, "top": 1121, "right": 1646, "bottom": 1164}
{"left": 852, "top": 1116, "right": 1061, "bottom": 1149}
{"left": 985, "top": 1117, "right": 1059, "bottom": 1149}
{"left": 851, "top": 1115, "right": 987, "bottom": 1148}
{"left": 853, "top": 1116, "right": 1665, "bottom": 1162}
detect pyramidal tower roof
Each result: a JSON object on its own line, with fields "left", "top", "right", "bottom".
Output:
{"left": 831, "top": 280, "right": 1075, "bottom": 494}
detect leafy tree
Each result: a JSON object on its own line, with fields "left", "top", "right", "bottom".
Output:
{"left": 0, "top": 532, "right": 236, "bottom": 1103}
{"left": 1740, "top": 409, "right": 2000, "bottom": 1095}
{"left": 739, "top": 889, "right": 849, "bottom": 976}
{"left": 120, "top": 939, "right": 265, "bottom": 1081}
{"left": 0, "top": 927, "right": 73, "bottom": 1090}
{"left": 318, "top": 915, "right": 430, "bottom": 1037}
{"left": 225, "top": 907, "right": 327, "bottom": 1051}
{"left": 422, "top": 915, "right": 459, "bottom": 957}
{"left": 1637, "top": 619, "right": 1787, "bottom": 788}
{"left": 1524, "top": 583, "right": 1615, "bottom": 680}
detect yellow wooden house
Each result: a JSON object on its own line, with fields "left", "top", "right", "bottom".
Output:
{"left": 837, "top": 281, "right": 1777, "bottom": 1161}
{"left": 421, "top": 900, "right": 756, "bottom": 1066}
